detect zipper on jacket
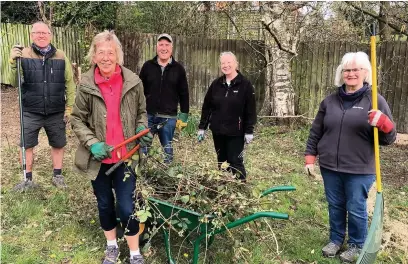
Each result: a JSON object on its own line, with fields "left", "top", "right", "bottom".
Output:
{"left": 336, "top": 109, "right": 346, "bottom": 170}
{"left": 238, "top": 117, "right": 241, "bottom": 130}
{"left": 225, "top": 82, "right": 230, "bottom": 97}
{"left": 156, "top": 66, "right": 165, "bottom": 114}
{"left": 43, "top": 56, "right": 47, "bottom": 115}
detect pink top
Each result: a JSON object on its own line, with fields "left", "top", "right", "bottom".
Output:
{"left": 95, "top": 65, "right": 126, "bottom": 164}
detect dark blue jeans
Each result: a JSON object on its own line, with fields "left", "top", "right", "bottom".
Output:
{"left": 321, "top": 167, "right": 375, "bottom": 247}
{"left": 91, "top": 163, "right": 139, "bottom": 236}
{"left": 146, "top": 114, "right": 177, "bottom": 163}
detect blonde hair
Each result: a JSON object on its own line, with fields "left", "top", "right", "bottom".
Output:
{"left": 334, "top": 52, "right": 372, "bottom": 87}
{"left": 86, "top": 30, "right": 124, "bottom": 65}
{"left": 219, "top": 51, "right": 239, "bottom": 68}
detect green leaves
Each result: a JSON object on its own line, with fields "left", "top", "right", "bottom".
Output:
{"left": 179, "top": 195, "right": 190, "bottom": 204}
{"left": 135, "top": 209, "right": 152, "bottom": 223}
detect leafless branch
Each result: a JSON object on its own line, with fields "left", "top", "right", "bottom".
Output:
{"left": 347, "top": 2, "right": 408, "bottom": 36}
{"left": 261, "top": 20, "right": 297, "bottom": 56}
{"left": 222, "top": 10, "right": 267, "bottom": 65}
{"left": 37, "top": 1, "right": 48, "bottom": 24}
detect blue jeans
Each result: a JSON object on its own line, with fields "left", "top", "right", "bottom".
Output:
{"left": 91, "top": 163, "right": 139, "bottom": 236}
{"left": 146, "top": 114, "right": 177, "bottom": 163}
{"left": 321, "top": 167, "right": 375, "bottom": 247}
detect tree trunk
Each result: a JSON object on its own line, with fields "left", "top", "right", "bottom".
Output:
{"left": 270, "top": 47, "right": 295, "bottom": 116}
{"left": 259, "top": 2, "right": 296, "bottom": 116}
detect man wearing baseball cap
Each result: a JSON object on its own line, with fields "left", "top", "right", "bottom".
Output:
{"left": 139, "top": 33, "right": 189, "bottom": 163}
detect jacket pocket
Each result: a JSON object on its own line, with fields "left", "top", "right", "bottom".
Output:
{"left": 74, "top": 144, "right": 101, "bottom": 180}
{"left": 74, "top": 144, "right": 91, "bottom": 172}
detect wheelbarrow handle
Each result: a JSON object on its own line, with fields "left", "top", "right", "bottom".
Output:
{"left": 260, "top": 185, "right": 296, "bottom": 198}
{"left": 105, "top": 145, "right": 140, "bottom": 176}
{"left": 112, "top": 128, "right": 150, "bottom": 151}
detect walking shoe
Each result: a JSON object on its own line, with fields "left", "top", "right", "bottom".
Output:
{"left": 322, "top": 241, "right": 341, "bottom": 257}
{"left": 130, "top": 255, "right": 144, "bottom": 264}
{"left": 13, "top": 180, "right": 38, "bottom": 192}
{"left": 52, "top": 175, "right": 67, "bottom": 188}
{"left": 339, "top": 244, "right": 361, "bottom": 263}
{"left": 102, "top": 245, "right": 119, "bottom": 264}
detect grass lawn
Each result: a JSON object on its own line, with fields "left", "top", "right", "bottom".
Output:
{"left": 1, "top": 87, "right": 407, "bottom": 263}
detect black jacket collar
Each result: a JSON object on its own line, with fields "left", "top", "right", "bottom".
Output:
{"left": 218, "top": 71, "right": 244, "bottom": 86}
{"left": 152, "top": 55, "right": 176, "bottom": 66}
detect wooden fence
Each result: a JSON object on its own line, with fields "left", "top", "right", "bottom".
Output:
{"left": 117, "top": 32, "right": 266, "bottom": 110}
{"left": 1, "top": 23, "right": 406, "bottom": 132}
{"left": 292, "top": 41, "right": 408, "bottom": 133}
{"left": 1, "top": 23, "right": 83, "bottom": 84}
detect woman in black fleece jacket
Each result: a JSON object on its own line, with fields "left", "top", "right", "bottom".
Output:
{"left": 198, "top": 51, "right": 257, "bottom": 180}
{"left": 304, "top": 51, "right": 396, "bottom": 262}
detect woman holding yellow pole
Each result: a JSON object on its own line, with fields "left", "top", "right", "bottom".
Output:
{"left": 304, "top": 51, "right": 396, "bottom": 262}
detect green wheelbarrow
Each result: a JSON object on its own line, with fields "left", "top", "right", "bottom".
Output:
{"left": 147, "top": 185, "right": 296, "bottom": 264}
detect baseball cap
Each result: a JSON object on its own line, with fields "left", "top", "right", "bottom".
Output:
{"left": 157, "top": 33, "right": 172, "bottom": 43}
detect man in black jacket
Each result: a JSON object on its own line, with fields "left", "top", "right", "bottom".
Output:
{"left": 139, "top": 34, "right": 189, "bottom": 163}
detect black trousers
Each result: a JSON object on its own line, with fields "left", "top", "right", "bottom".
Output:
{"left": 212, "top": 134, "right": 246, "bottom": 179}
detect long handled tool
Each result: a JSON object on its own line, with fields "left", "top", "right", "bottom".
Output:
{"left": 356, "top": 23, "right": 384, "bottom": 264}
{"left": 17, "top": 51, "right": 27, "bottom": 183}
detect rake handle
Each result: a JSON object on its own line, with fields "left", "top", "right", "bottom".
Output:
{"left": 370, "top": 24, "right": 382, "bottom": 193}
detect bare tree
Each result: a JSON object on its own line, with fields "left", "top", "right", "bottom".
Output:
{"left": 343, "top": 1, "right": 408, "bottom": 40}
{"left": 222, "top": 2, "right": 316, "bottom": 117}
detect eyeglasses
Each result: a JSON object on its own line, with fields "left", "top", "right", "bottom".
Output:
{"left": 342, "top": 68, "right": 363, "bottom": 74}
{"left": 32, "top": 32, "right": 51, "bottom": 36}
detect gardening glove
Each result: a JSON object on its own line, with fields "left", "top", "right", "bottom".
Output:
{"left": 368, "top": 109, "right": 394, "bottom": 133}
{"left": 9, "top": 45, "right": 23, "bottom": 62}
{"left": 64, "top": 106, "right": 72, "bottom": 124}
{"left": 176, "top": 113, "right": 188, "bottom": 132}
{"left": 304, "top": 155, "right": 317, "bottom": 177}
{"left": 90, "top": 142, "right": 112, "bottom": 161}
{"left": 197, "top": 129, "right": 205, "bottom": 142}
{"left": 136, "top": 124, "right": 153, "bottom": 147}
{"left": 244, "top": 134, "right": 254, "bottom": 144}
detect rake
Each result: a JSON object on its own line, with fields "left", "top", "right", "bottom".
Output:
{"left": 356, "top": 23, "right": 384, "bottom": 264}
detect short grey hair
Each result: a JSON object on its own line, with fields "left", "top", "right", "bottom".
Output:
{"left": 31, "top": 21, "right": 52, "bottom": 34}
{"left": 334, "top": 52, "right": 372, "bottom": 87}
{"left": 219, "top": 51, "right": 239, "bottom": 68}
{"left": 86, "top": 30, "right": 124, "bottom": 65}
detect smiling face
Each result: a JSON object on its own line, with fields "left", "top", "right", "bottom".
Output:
{"left": 220, "top": 54, "right": 238, "bottom": 76}
{"left": 342, "top": 61, "right": 367, "bottom": 91}
{"left": 92, "top": 40, "right": 118, "bottom": 78}
{"left": 30, "top": 23, "right": 52, "bottom": 48}
{"left": 156, "top": 38, "right": 172, "bottom": 62}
